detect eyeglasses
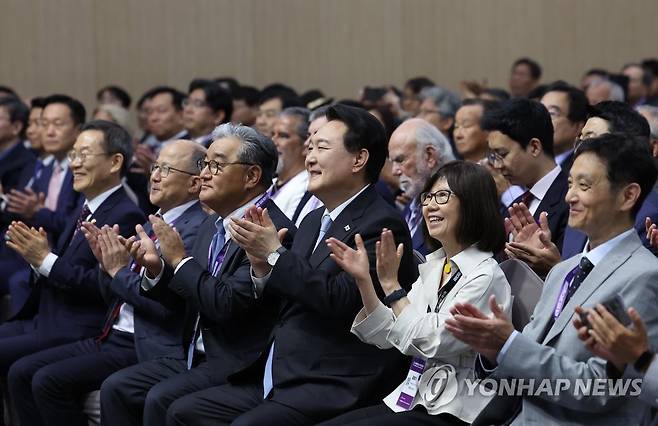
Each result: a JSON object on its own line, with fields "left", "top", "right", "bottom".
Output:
{"left": 182, "top": 98, "right": 208, "bottom": 109}
{"left": 67, "top": 150, "right": 109, "bottom": 164}
{"left": 150, "top": 163, "right": 197, "bottom": 178}
{"left": 420, "top": 189, "right": 455, "bottom": 206}
{"left": 197, "top": 159, "right": 255, "bottom": 175}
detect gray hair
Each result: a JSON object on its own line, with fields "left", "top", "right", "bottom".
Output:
{"left": 588, "top": 78, "right": 625, "bottom": 102}
{"left": 637, "top": 105, "right": 658, "bottom": 139}
{"left": 280, "top": 107, "right": 310, "bottom": 142}
{"left": 414, "top": 119, "right": 456, "bottom": 168}
{"left": 309, "top": 105, "right": 331, "bottom": 122}
{"left": 211, "top": 123, "right": 278, "bottom": 186}
{"left": 420, "top": 86, "right": 461, "bottom": 119}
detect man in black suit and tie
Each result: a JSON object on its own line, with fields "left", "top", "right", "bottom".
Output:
{"left": 100, "top": 123, "right": 295, "bottom": 426}
{"left": 5, "top": 139, "right": 207, "bottom": 426}
{"left": 484, "top": 98, "right": 569, "bottom": 262}
{"left": 166, "top": 104, "right": 419, "bottom": 425}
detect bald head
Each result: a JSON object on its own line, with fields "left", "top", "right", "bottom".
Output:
{"left": 150, "top": 139, "right": 206, "bottom": 212}
{"left": 388, "top": 118, "right": 455, "bottom": 198}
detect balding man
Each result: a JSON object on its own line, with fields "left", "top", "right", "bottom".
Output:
{"left": 388, "top": 118, "right": 455, "bottom": 254}
{"left": 7, "top": 139, "right": 207, "bottom": 425}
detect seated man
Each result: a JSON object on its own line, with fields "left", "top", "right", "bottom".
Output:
{"left": 6, "top": 140, "right": 207, "bottom": 426}
{"left": 182, "top": 79, "right": 232, "bottom": 147}
{"left": 269, "top": 107, "right": 311, "bottom": 220}
{"left": 446, "top": 133, "right": 658, "bottom": 425}
{"left": 165, "top": 105, "right": 419, "bottom": 425}
{"left": 0, "top": 121, "right": 144, "bottom": 409}
{"left": 483, "top": 98, "right": 569, "bottom": 253}
{"left": 100, "top": 123, "right": 295, "bottom": 426}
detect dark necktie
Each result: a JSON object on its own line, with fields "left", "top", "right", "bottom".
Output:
{"left": 514, "top": 190, "right": 534, "bottom": 207}
{"left": 565, "top": 256, "right": 594, "bottom": 304}
{"left": 72, "top": 204, "right": 92, "bottom": 239}
{"left": 97, "top": 301, "right": 122, "bottom": 342}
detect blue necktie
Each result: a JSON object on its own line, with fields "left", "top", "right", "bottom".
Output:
{"left": 187, "top": 221, "right": 226, "bottom": 369}
{"left": 406, "top": 201, "right": 421, "bottom": 235}
{"left": 313, "top": 214, "right": 333, "bottom": 252}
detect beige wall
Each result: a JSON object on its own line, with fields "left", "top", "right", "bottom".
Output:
{"left": 1, "top": 0, "right": 656, "bottom": 111}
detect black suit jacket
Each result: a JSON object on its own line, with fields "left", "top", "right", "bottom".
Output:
{"left": 143, "top": 198, "right": 295, "bottom": 381}
{"left": 259, "top": 185, "right": 419, "bottom": 422}
{"left": 535, "top": 168, "right": 569, "bottom": 250}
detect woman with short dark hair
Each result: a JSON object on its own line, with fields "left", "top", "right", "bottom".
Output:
{"left": 324, "top": 161, "right": 512, "bottom": 425}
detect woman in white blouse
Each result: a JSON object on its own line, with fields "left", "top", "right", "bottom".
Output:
{"left": 322, "top": 161, "right": 512, "bottom": 425}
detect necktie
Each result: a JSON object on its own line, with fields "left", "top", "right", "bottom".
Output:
{"left": 97, "top": 301, "right": 123, "bottom": 342}
{"left": 565, "top": 256, "right": 594, "bottom": 303}
{"left": 73, "top": 204, "right": 92, "bottom": 238}
{"left": 45, "top": 163, "right": 64, "bottom": 211}
{"left": 514, "top": 190, "right": 534, "bottom": 207}
{"left": 188, "top": 222, "right": 227, "bottom": 369}
{"left": 406, "top": 201, "right": 421, "bottom": 234}
{"left": 313, "top": 214, "right": 333, "bottom": 252}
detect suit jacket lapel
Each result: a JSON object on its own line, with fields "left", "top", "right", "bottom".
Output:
{"left": 534, "top": 169, "right": 566, "bottom": 221}
{"left": 193, "top": 215, "right": 218, "bottom": 270}
{"left": 296, "top": 209, "right": 323, "bottom": 259}
{"left": 543, "top": 233, "right": 640, "bottom": 343}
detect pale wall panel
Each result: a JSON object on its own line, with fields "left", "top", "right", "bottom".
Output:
{"left": 0, "top": 0, "right": 656, "bottom": 111}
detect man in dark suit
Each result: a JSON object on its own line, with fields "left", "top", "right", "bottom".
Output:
{"left": 484, "top": 98, "right": 569, "bottom": 264}
{"left": 100, "top": 123, "right": 295, "bottom": 426}
{"left": 539, "top": 81, "right": 588, "bottom": 173}
{"left": 5, "top": 139, "right": 207, "bottom": 426}
{"left": 167, "top": 105, "right": 419, "bottom": 425}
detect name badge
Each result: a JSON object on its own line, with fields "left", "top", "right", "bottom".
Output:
{"left": 395, "top": 357, "right": 426, "bottom": 410}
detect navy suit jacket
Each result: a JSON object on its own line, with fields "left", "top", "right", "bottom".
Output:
{"left": 98, "top": 201, "right": 207, "bottom": 362}
{"left": 143, "top": 198, "right": 295, "bottom": 381}
{"left": 14, "top": 187, "right": 145, "bottom": 343}
{"left": 562, "top": 190, "right": 658, "bottom": 259}
{"left": 0, "top": 142, "right": 36, "bottom": 195}
{"left": 255, "top": 186, "right": 419, "bottom": 422}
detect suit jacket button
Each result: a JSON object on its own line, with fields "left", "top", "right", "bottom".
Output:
{"left": 394, "top": 338, "right": 400, "bottom": 345}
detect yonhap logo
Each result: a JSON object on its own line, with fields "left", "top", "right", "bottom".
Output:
{"left": 419, "top": 364, "right": 458, "bottom": 404}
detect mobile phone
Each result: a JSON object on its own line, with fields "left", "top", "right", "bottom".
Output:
{"left": 579, "top": 294, "right": 632, "bottom": 328}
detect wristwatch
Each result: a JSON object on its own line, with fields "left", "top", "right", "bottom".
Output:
{"left": 266, "top": 246, "right": 287, "bottom": 267}
{"left": 634, "top": 349, "right": 654, "bottom": 373}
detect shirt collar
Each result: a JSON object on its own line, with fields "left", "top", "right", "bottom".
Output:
{"left": 555, "top": 149, "right": 574, "bottom": 166}
{"left": 322, "top": 184, "right": 370, "bottom": 222}
{"left": 158, "top": 200, "right": 199, "bottom": 225}
{"left": 159, "top": 129, "right": 188, "bottom": 146}
{"left": 529, "top": 165, "right": 561, "bottom": 202}
{"left": 85, "top": 184, "right": 122, "bottom": 213}
{"left": 41, "top": 155, "right": 55, "bottom": 166}
{"left": 55, "top": 157, "right": 70, "bottom": 172}
{"left": 582, "top": 228, "right": 635, "bottom": 266}
{"left": 426, "top": 244, "right": 493, "bottom": 276}
{"left": 216, "top": 192, "right": 267, "bottom": 241}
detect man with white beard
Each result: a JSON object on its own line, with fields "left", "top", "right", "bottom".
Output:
{"left": 269, "top": 107, "right": 311, "bottom": 220}
{"left": 388, "top": 118, "right": 455, "bottom": 254}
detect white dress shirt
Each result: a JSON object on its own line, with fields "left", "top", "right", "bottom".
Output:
{"left": 270, "top": 170, "right": 310, "bottom": 221}
{"left": 526, "top": 165, "right": 562, "bottom": 215}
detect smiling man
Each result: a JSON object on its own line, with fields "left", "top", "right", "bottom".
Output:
{"left": 484, "top": 98, "right": 569, "bottom": 250}
{"left": 446, "top": 134, "right": 658, "bottom": 426}
{"left": 0, "top": 120, "right": 144, "bottom": 416}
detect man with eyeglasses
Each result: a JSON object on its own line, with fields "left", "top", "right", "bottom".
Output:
{"left": 0, "top": 120, "right": 145, "bottom": 422}
{"left": 4, "top": 139, "right": 207, "bottom": 425}
{"left": 181, "top": 79, "right": 233, "bottom": 148}
{"left": 99, "top": 123, "right": 295, "bottom": 426}
{"left": 483, "top": 98, "right": 569, "bottom": 264}
{"left": 5, "top": 94, "right": 85, "bottom": 243}
{"left": 254, "top": 85, "right": 303, "bottom": 137}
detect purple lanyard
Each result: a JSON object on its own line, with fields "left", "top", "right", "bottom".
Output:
{"left": 206, "top": 192, "right": 271, "bottom": 277}
{"left": 552, "top": 265, "right": 580, "bottom": 320}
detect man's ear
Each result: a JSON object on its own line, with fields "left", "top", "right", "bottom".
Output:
{"left": 425, "top": 145, "right": 438, "bottom": 169}
{"left": 188, "top": 175, "right": 202, "bottom": 195}
{"left": 352, "top": 149, "right": 370, "bottom": 174}
{"left": 244, "top": 165, "right": 263, "bottom": 189}
{"left": 527, "top": 138, "right": 544, "bottom": 157}
{"left": 214, "top": 110, "right": 226, "bottom": 126}
{"left": 618, "top": 182, "right": 642, "bottom": 214}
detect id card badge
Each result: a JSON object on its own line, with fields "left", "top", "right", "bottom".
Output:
{"left": 395, "top": 357, "right": 426, "bottom": 410}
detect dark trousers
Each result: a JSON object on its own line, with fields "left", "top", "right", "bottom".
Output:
{"left": 166, "top": 382, "right": 313, "bottom": 426}
{"left": 100, "top": 357, "right": 218, "bottom": 426}
{"left": 7, "top": 330, "right": 136, "bottom": 426}
{"left": 318, "top": 403, "right": 468, "bottom": 425}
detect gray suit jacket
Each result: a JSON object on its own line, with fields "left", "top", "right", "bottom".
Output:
{"left": 474, "top": 231, "right": 658, "bottom": 426}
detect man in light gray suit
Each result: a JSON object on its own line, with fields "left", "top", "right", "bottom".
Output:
{"left": 445, "top": 133, "right": 658, "bottom": 425}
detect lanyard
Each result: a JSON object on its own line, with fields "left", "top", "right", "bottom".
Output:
{"left": 430, "top": 268, "right": 462, "bottom": 313}
{"left": 552, "top": 265, "right": 579, "bottom": 320}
